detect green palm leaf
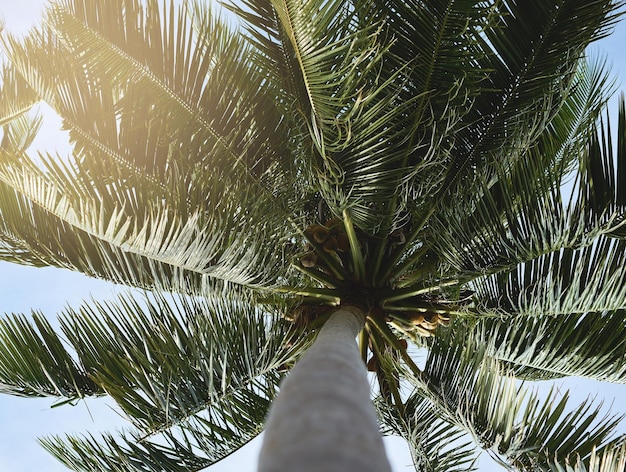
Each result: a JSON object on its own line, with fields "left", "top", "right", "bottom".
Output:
{"left": 548, "top": 443, "right": 626, "bottom": 472}
{"left": 444, "top": 0, "right": 621, "bottom": 191}
{"left": 474, "top": 311, "right": 626, "bottom": 383}
{"left": 0, "top": 176, "right": 238, "bottom": 294}
{"left": 231, "top": 0, "right": 431, "bottom": 232}
{"left": 426, "top": 58, "right": 616, "bottom": 273}
{"left": 377, "top": 392, "right": 478, "bottom": 472}
{"left": 0, "top": 291, "right": 306, "bottom": 467}
{"left": 0, "top": 311, "right": 100, "bottom": 397}
{"left": 416, "top": 330, "right": 626, "bottom": 471}
{"left": 0, "top": 0, "right": 301, "bottom": 289}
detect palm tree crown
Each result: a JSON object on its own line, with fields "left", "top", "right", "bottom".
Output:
{"left": 1, "top": 0, "right": 626, "bottom": 470}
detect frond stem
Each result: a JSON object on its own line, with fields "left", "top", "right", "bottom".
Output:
{"left": 343, "top": 208, "right": 366, "bottom": 282}
{"left": 367, "top": 310, "right": 424, "bottom": 381}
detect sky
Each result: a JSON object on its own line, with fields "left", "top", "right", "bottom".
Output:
{"left": 0, "top": 1, "right": 626, "bottom": 471}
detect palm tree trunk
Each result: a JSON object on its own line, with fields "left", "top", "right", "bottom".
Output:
{"left": 258, "top": 305, "right": 392, "bottom": 472}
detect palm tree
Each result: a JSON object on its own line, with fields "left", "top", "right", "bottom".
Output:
{"left": 1, "top": 0, "right": 626, "bottom": 470}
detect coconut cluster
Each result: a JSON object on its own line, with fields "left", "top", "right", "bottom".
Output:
{"left": 395, "top": 312, "right": 451, "bottom": 337}
{"left": 300, "top": 218, "right": 350, "bottom": 270}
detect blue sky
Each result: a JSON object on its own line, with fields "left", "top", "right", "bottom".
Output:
{"left": 1, "top": 1, "right": 626, "bottom": 471}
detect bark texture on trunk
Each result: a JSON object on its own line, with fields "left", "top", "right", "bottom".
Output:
{"left": 258, "top": 305, "right": 392, "bottom": 472}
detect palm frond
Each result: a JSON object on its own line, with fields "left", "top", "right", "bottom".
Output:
{"left": 426, "top": 57, "right": 615, "bottom": 274}
{"left": 421, "top": 75, "right": 626, "bottom": 319}
{"left": 1, "top": 291, "right": 307, "bottom": 469}
{"left": 368, "top": 0, "right": 493, "bottom": 228}
{"left": 0, "top": 62, "right": 42, "bottom": 159}
{"left": 47, "top": 0, "right": 286, "bottom": 179}
{"left": 0, "top": 152, "right": 293, "bottom": 287}
{"left": 381, "top": 1, "right": 623, "bottom": 279}
{"left": 379, "top": 46, "right": 620, "bottom": 289}
{"left": 0, "top": 0, "right": 303, "bottom": 288}
{"left": 442, "top": 0, "right": 622, "bottom": 196}
{"left": 40, "top": 402, "right": 265, "bottom": 472}
{"left": 231, "top": 0, "right": 429, "bottom": 232}
{"left": 377, "top": 392, "right": 477, "bottom": 472}
{"left": 0, "top": 175, "right": 244, "bottom": 295}
{"left": 410, "top": 330, "right": 626, "bottom": 471}
{"left": 471, "top": 236, "right": 626, "bottom": 316}
{"left": 59, "top": 293, "right": 302, "bottom": 432}
{"left": 471, "top": 311, "right": 626, "bottom": 384}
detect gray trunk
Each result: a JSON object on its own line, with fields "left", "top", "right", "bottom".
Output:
{"left": 258, "top": 305, "right": 392, "bottom": 472}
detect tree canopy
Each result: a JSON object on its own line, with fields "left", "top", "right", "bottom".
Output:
{"left": 1, "top": 0, "right": 626, "bottom": 470}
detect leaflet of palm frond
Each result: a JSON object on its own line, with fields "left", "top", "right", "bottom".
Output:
{"left": 573, "top": 94, "right": 626, "bottom": 237}
{"left": 548, "top": 442, "right": 626, "bottom": 472}
{"left": 0, "top": 63, "right": 40, "bottom": 127}
{"left": 0, "top": 311, "right": 100, "bottom": 398}
{"left": 366, "top": 326, "right": 404, "bottom": 408}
